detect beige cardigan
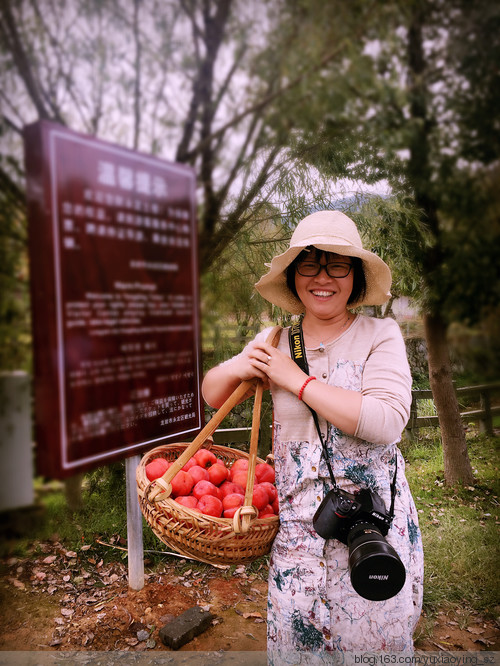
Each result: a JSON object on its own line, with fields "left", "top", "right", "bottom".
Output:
{"left": 241, "top": 314, "right": 412, "bottom": 447}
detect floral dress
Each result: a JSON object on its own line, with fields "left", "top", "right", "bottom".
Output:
{"left": 247, "top": 317, "right": 424, "bottom": 661}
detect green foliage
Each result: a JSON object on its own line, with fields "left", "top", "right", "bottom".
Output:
{"left": 434, "top": 167, "right": 500, "bottom": 326}
{"left": 0, "top": 159, "right": 31, "bottom": 372}
{"left": 445, "top": 0, "right": 500, "bottom": 165}
{"left": 353, "top": 195, "right": 433, "bottom": 304}
{"left": 289, "top": 0, "right": 500, "bottom": 329}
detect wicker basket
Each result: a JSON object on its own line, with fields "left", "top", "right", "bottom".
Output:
{"left": 136, "top": 327, "right": 281, "bottom": 566}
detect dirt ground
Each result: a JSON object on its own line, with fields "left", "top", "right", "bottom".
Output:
{"left": 0, "top": 533, "right": 499, "bottom": 656}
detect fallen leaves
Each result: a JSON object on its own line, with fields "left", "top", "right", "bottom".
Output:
{"left": 2, "top": 535, "right": 498, "bottom": 653}
{"left": 8, "top": 577, "right": 25, "bottom": 590}
{"left": 43, "top": 555, "right": 57, "bottom": 564}
{"left": 1, "top": 540, "right": 271, "bottom": 651}
{"left": 234, "top": 608, "right": 265, "bottom": 622}
{"left": 242, "top": 612, "right": 264, "bottom": 621}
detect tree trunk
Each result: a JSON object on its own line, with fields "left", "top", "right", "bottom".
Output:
{"left": 423, "top": 312, "right": 474, "bottom": 485}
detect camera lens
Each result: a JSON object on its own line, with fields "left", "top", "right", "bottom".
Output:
{"left": 348, "top": 522, "right": 406, "bottom": 601}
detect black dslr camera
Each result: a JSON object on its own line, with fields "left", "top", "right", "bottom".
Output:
{"left": 313, "top": 486, "right": 406, "bottom": 601}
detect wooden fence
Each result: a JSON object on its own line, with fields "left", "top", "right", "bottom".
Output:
{"left": 211, "top": 382, "right": 500, "bottom": 450}
{"left": 406, "top": 382, "right": 500, "bottom": 438}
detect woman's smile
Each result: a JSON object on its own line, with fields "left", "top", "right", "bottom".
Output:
{"left": 311, "top": 289, "right": 335, "bottom": 298}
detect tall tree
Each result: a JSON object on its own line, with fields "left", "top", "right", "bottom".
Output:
{"left": 283, "top": 0, "right": 499, "bottom": 484}
{"left": 405, "top": 1, "right": 472, "bottom": 485}
{"left": 364, "top": 1, "right": 498, "bottom": 485}
{"left": 393, "top": 0, "right": 499, "bottom": 485}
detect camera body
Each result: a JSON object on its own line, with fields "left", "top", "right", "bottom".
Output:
{"left": 313, "top": 486, "right": 392, "bottom": 544}
{"left": 313, "top": 486, "right": 406, "bottom": 601}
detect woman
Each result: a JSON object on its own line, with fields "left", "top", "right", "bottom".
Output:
{"left": 202, "top": 210, "right": 423, "bottom": 659}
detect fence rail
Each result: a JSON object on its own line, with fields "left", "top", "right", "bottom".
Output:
{"left": 212, "top": 382, "right": 500, "bottom": 448}
{"left": 406, "top": 382, "right": 500, "bottom": 437}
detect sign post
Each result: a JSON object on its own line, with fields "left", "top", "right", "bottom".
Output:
{"left": 24, "top": 121, "right": 203, "bottom": 588}
{"left": 126, "top": 455, "right": 144, "bottom": 590}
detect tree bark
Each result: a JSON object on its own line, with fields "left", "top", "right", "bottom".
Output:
{"left": 424, "top": 312, "right": 474, "bottom": 485}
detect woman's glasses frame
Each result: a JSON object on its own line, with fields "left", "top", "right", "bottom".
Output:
{"left": 295, "top": 260, "right": 353, "bottom": 279}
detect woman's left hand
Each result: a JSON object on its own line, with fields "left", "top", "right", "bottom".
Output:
{"left": 248, "top": 341, "right": 307, "bottom": 396}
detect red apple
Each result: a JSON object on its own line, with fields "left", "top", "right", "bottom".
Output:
{"left": 198, "top": 495, "right": 223, "bottom": 517}
{"left": 272, "top": 497, "right": 279, "bottom": 514}
{"left": 170, "top": 470, "right": 194, "bottom": 498}
{"left": 252, "top": 485, "right": 270, "bottom": 511}
{"left": 182, "top": 458, "right": 198, "bottom": 472}
{"left": 231, "top": 458, "right": 249, "bottom": 473}
{"left": 223, "top": 507, "right": 240, "bottom": 519}
{"left": 229, "top": 459, "right": 249, "bottom": 480}
{"left": 194, "top": 449, "right": 218, "bottom": 469}
{"left": 208, "top": 462, "right": 229, "bottom": 486}
{"left": 219, "top": 481, "right": 245, "bottom": 499}
{"left": 222, "top": 493, "right": 244, "bottom": 511}
{"left": 258, "top": 481, "right": 278, "bottom": 504}
{"left": 231, "top": 471, "right": 248, "bottom": 490}
{"left": 187, "top": 465, "right": 209, "bottom": 485}
{"left": 175, "top": 495, "right": 198, "bottom": 509}
{"left": 255, "top": 463, "right": 275, "bottom": 484}
{"left": 145, "top": 458, "right": 170, "bottom": 481}
{"left": 259, "top": 504, "right": 275, "bottom": 518}
{"left": 192, "top": 480, "right": 219, "bottom": 501}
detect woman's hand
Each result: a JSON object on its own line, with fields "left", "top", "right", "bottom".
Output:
{"left": 201, "top": 339, "right": 275, "bottom": 408}
{"left": 228, "top": 340, "right": 272, "bottom": 383}
{"left": 248, "top": 341, "right": 308, "bottom": 396}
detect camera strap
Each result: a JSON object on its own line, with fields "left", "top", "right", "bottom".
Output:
{"left": 289, "top": 321, "right": 339, "bottom": 491}
{"left": 288, "top": 321, "right": 397, "bottom": 519}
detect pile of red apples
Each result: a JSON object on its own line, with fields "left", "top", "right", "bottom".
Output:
{"left": 145, "top": 448, "right": 279, "bottom": 519}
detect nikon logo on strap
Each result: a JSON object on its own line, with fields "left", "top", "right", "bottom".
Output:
{"left": 289, "top": 322, "right": 305, "bottom": 364}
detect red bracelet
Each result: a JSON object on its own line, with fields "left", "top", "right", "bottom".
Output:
{"left": 298, "top": 376, "right": 316, "bottom": 401}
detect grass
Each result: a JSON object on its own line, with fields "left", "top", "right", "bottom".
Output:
{"left": 402, "top": 429, "right": 500, "bottom": 620}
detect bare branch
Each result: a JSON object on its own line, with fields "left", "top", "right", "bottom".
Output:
{"left": 0, "top": 0, "right": 52, "bottom": 120}
{"left": 176, "top": 0, "right": 233, "bottom": 163}
{"left": 179, "top": 0, "right": 205, "bottom": 42}
{"left": 183, "top": 38, "right": 352, "bottom": 163}
{"left": 28, "top": 0, "right": 94, "bottom": 131}
{"left": 201, "top": 142, "right": 282, "bottom": 268}
{"left": 215, "top": 111, "right": 263, "bottom": 207}
{"left": 133, "top": 0, "right": 142, "bottom": 149}
{"left": 0, "top": 96, "right": 25, "bottom": 133}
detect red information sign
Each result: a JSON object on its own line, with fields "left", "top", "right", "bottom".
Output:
{"left": 24, "top": 120, "right": 203, "bottom": 478}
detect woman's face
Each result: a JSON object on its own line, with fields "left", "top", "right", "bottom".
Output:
{"left": 294, "top": 249, "right": 354, "bottom": 319}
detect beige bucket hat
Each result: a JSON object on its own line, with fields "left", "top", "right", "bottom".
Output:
{"left": 255, "top": 210, "right": 392, "bottom": 314}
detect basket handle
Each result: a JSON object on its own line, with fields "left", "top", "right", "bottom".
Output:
{"left": 232, "top": 378, "right": 264, "bottom": 532}
{"left": 147, "top": 325, "right": 282, "bottom": 505}
{"left": 146, "top": 379, "right": 256, "bottom": 502}
{"left": 231, "top": 325, "right": 281, "bottom": 533}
